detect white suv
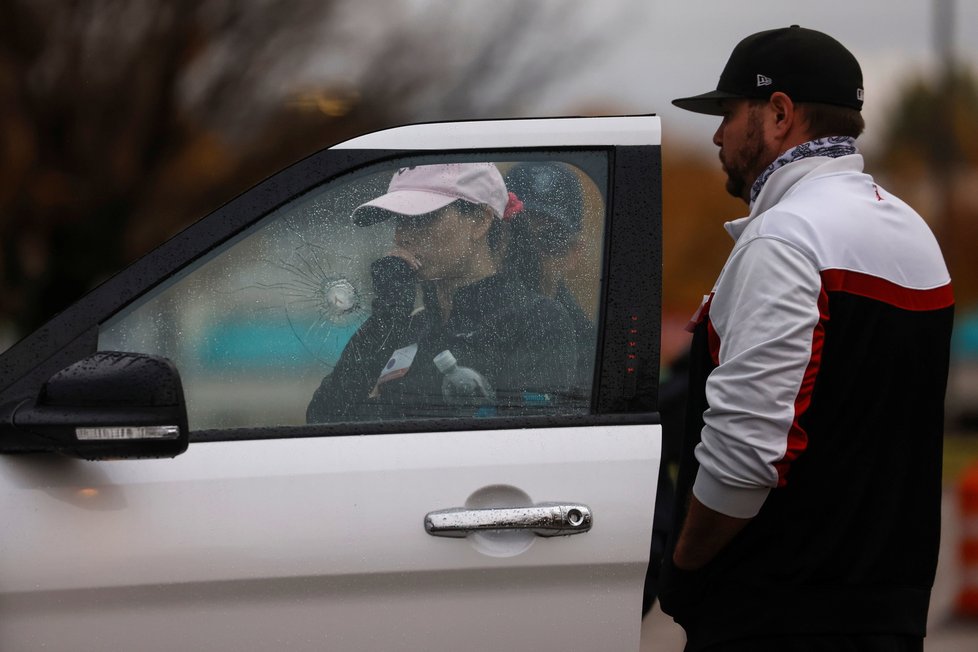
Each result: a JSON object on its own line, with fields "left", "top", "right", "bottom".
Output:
{"left": 0, "top": 116, "right": 664, "bottom": 651}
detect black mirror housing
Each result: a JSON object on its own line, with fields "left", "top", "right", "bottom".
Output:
{"left": 4, "top": 352, "right": 190, "bottom": 460}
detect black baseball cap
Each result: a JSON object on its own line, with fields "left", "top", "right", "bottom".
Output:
{"left": 672, "top": 25, "right": 864, "bottom": 116}
{"left": 503, "top": 162, "right": 584, "bottom": 234}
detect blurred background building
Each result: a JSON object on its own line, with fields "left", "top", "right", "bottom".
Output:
{"left": 1, "top": 0, "right": 976, "bottom": 431}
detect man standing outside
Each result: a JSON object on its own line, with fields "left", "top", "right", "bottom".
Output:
{"left": 660, "top": 26, "right": 954, "bottom": 651}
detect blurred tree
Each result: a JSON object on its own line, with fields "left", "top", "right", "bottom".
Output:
{"left": 0, "top": 0, "right": 603, "bottom": 340}
{"left": 0, "top": 0, "right": 348, "bottom": 335}
{"left": 873, "top": 66, "right": 978, "bottom": 304}
{"left": 661, "top": 149, "right": 743, "bottom": 317}
{"left": 876, "top": 67, "right": 978, "bottom": 173}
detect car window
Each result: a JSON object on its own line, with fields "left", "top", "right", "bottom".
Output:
{"left": 98, "top": 154, "right": 608, "bottom": 431}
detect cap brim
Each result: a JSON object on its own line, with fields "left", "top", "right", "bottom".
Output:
{"left": 671, "top": 90, "right": 744, "bottom": 116}
{"left": 352, "top": 190, "right": 458, "bottom": 227}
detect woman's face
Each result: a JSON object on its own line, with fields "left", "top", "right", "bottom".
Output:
{"left": 394, "top": 205, "right": 489, "bottom": 281}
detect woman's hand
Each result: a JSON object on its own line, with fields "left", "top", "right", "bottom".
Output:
{"left": 384, "top": 246, "right": 422, "bottom": 272}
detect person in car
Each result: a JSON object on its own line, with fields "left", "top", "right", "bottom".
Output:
{"left": 660, "top": 26, "right": 954, "bottom": 651}
{"left": 306, "top": 162, "right": 577, "bottom": 423}
{"left": 502, "top": 162, "right": 595, "bottom": 395}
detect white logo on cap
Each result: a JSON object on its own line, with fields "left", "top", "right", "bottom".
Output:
{"left": 857, "top": 88, "right": 864, "bottom": 101}
{"left": 757, "top": 74, "right": 773, "bottom": 87}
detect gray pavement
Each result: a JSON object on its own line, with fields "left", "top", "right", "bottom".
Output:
{"left": 640, "top": 489, "right": 978, "bottom": 651}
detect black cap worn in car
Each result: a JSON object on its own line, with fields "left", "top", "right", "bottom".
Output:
{"left": 672, "top": 25, "right": 864, "bottom": 116}
{"left": 503, "top": 162, "right": 584, "bottom": 235}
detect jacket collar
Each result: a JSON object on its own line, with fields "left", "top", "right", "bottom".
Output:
{"left": 749, "top": 137, "right": 858, "bottom": 205}
{"left": 723, "top": 153, "right": 865, "bottom": 241}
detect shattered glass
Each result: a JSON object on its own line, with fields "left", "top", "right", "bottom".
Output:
{"left": 98, "top": 157, "right": 606, "bottom": 431}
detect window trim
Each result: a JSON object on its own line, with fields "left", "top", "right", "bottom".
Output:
{"left": 191, "top": 412, "right": 661, "bottom": 443}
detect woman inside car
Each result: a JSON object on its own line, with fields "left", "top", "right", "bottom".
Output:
{"left": 306, "top": 162, "right": 576, "bottom": 423}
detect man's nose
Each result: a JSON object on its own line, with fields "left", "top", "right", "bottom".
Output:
{"left": 712, "top": 123, "right": 723, "bottom": 147}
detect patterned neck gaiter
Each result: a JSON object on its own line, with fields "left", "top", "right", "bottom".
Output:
{"left": 750, "top": 136, "right": 858, "bottom": 206}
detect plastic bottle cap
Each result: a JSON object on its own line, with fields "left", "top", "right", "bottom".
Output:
{"left": 433, "top": 350, "right": 457, "bottom": 373}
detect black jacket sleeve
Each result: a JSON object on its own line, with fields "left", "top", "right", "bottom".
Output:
{"left": 306, "top": 257, "right": 417, "bottom": 423}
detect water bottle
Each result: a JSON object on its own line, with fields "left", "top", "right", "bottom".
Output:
{"left": 433, "top": 350, "right": 496, "bottom": 416}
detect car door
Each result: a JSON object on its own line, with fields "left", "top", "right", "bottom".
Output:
{"left": 0, "top": 116, "right": 663, "bottom": 651}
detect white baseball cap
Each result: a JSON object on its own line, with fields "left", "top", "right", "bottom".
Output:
{"left": 353, "top": 163, "right": 508, "bottom": 226}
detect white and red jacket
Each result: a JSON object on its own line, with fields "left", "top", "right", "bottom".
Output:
{"left": 661, "top": 154, "right": 954, "bottom": 649}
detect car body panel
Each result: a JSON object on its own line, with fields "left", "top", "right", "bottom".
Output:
{"left": 0, "top": 425, "right": 659, "bottom": 651}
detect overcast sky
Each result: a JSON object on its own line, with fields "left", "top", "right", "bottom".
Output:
{"left": 295, "top": 0, "right": 977, "bottom": 155}
{"left": 527, "top": 0, "right": 978, "bottom": 154}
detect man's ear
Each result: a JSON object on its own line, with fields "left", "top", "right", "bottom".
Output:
{"left": 767, "top": 92, "right": 796, "bottom": 138}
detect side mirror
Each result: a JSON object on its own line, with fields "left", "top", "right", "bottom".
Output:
{"left": 4, "top": 351, "right": 189, "bottom": 460}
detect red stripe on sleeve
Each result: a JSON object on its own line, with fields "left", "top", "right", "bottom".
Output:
{"left": 706, "top": 318, "right": 721, "bottom": 366}
{"left": 774, "top": 286, "right": 829, "bottom": 486}
{"left": 820, "top": 269, "right": 953, "bottom": 311}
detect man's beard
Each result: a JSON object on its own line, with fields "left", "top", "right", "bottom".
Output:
{"left": 722, "top": 107, "right": 766, "bottom": 203}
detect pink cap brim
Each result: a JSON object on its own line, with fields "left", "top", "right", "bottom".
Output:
{"left": 353, "top": 190, "right": 458, "bottom": 226}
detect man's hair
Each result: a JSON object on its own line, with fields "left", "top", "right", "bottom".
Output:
{"left": 797, "top": 102, "right": 865, "bottom": 139}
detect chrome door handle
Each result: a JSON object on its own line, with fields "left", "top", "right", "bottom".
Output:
{"left": 424, "top": 503, "right": 592, "bottom": 538}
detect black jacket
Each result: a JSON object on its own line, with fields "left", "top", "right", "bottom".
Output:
{"left": 307, "top": 257, "right": 578, "bottom": 423}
